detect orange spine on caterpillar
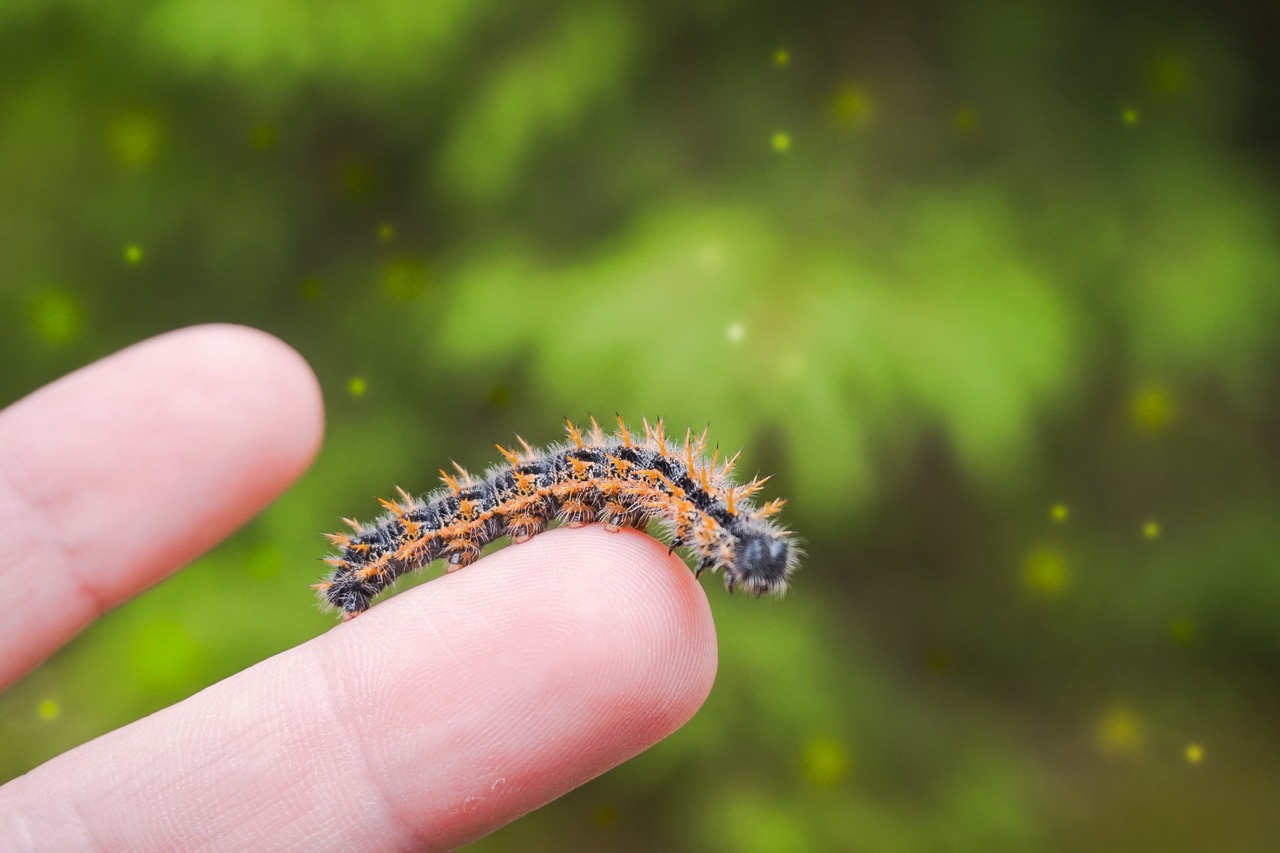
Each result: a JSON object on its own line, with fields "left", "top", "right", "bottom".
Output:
{"left": 313, "top": 417, "right": 800, "bottom": 619}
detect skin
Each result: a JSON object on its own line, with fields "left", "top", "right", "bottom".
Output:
{"left": 0, "top": 325, "right": 718, "bottom": 851}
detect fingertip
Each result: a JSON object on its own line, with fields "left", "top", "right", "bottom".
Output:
{"left": 149, "top": 324, "right": 326, "bottom": 473}
{"left": 356, "top": 525, "right": 719, "bottom": 725}
{"left": 521, "top": 526, "right": 720, "bottom": 735}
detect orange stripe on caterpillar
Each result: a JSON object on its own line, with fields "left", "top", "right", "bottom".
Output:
{"left": 316, "top": 417, "right": 801, "bottom": 620}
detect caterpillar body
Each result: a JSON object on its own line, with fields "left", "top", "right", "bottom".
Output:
{"left": 315, "top": 417, "right": 799, "bottom": 619}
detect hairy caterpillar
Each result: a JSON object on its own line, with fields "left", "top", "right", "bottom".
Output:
{"left": 315, "top": 417, "right": 800, "bottom": 619}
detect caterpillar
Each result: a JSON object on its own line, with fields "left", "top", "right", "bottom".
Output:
{"left": 314, "top": 417, "right": 800, "bottom": 619}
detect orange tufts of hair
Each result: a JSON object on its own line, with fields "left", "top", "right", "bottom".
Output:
{"left": 495, "top": 443, "right": 520, "bottom": 467}
{"left": 616, "top": 414, "right": 633, "bottom": 446}
{"left": 438, "top": 468, "right": 462, "bottom": 493}
{"left": 759, "top": 497, "right": 787, "bottom": 517}
{"left": 565, "top": 418, "right": 585, "bottom": 448}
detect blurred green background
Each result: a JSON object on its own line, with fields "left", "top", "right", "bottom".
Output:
{"left": 2, "top": 0, "right": 1279, "bottom": 849}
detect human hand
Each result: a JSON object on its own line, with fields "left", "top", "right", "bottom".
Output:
{"left": 0, "top": 325, "right": 717, "bottom": 850}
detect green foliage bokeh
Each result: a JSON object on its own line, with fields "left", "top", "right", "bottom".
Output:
{"left": 2, "top": 0, "right": 1279, "bottom": 849}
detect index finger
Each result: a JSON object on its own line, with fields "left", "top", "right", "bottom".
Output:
{"left": 0, "top": 527, "right": 718, "bottom": 850}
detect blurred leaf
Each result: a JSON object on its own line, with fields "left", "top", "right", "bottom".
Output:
{"left": 142, "top": 0, "right": 488, "bottom": 91}
{"left": 438, "top": 2, "right": 639, "bottom": 201}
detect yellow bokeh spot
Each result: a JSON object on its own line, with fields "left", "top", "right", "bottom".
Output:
{"left": 1185, "top": 743, "right": 1204, "bottom": 764}
{"left": 123, "top": 244, "right": 144, "bottom": 264}
{"left": 593, "top": 804, "right": 618, "bottom": 828}
{"left": 771, "top": 131, "right": 792, "bottom": 153}
{"left": 377, "top": 222, "right": 396, "bottom": 242}
{"left": 37, "top": 698, "right": 60, "bottom": 721}
{"left": 298, "top": 276, "right": 324, "bottom": 301}
{"left": 801, "top": 737, "right": 850, "bottom": 787}
{"left": 726, "top": 322, "right": 746, "bottom": 343}
{"left": 1121, "top": 107, "right": 1141, "bottom": 126}
{"left": 773, "top": 48, "right": 790, "bottom": 67}
{"left": 925, "top": 649, "right": 950, "bottom": 673}
{"left": 1097, "top": 706, "right": 1144, "bottom": 755}
{"left": 107, "top": 110, "right": 165, "bottom": 168}
{"left": 1050, "top": 503, "right": 1070, "bottom": 523}
{"left": 952, "top": 107, "right": 979, "bottom": 134}
{"left": 338, "top": 160, "right": 378, "bottom": 200}
{"left": 1146, "top": 54, "right": 1190, "bottom": 99}
{"left": 696, "top": 242, "right": 724, "bottom": 271}
{"left": 1021, "top": 547, "right": 1070, "bottom": 595}
{"left": 380, "top": 257, "right": 429, "bottom": 301}
{"left": 488, "top": 384, "right": 511, "bottom": 408}
{"left": 245, "top": 543, "right": 284, "bottom": 581}
{"left": 1170, "top": 618, "right": 1196, "bottom": 645}
{"left": 28, "top": 289, "right": 85, "bottom": 346}
{"left": 1143, "top": 520, "right": 1161, "bottom": 540}
{"left": 348, "top": 376, "right": 368, "bottom": 398}
{"left": 129, "top": 618, "right": 202, "bottom": 691}
{"left": 1130, "top": 384, "right": 1176, "bottom": 431}
{"left": 249, "top": 122, "right": 277, "bottom": 150}
{"left": 831, "top": 83, "right": 874, "bottom": 125}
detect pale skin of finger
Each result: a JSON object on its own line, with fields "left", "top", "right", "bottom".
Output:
{"left": 0, "top": 324, "right": 324, "bottom": 689}
{"left": 0, "top": 526, "right": 718, "bottom": 851}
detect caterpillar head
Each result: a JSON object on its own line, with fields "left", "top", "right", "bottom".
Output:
{"left": 730, "top": 525, "right": 798, "bottom": 596}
